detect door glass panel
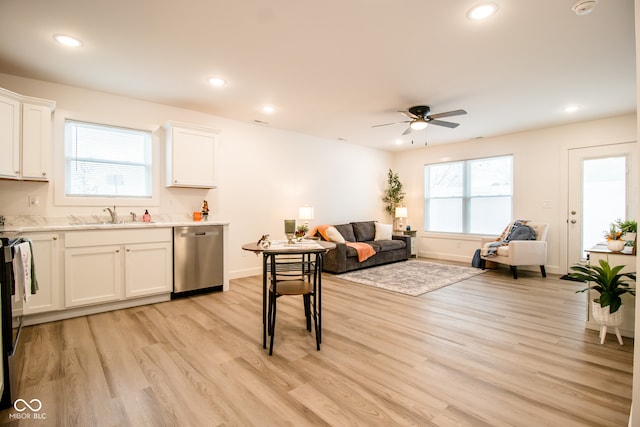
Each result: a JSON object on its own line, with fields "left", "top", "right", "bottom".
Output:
{"left": 582, "top": 156, "right": 626, "bottom": 254}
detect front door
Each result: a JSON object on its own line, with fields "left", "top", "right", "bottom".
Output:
{"left": 567, "top": 142, "right": 637, "bottom": 268}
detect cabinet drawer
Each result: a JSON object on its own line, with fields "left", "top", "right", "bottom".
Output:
{"left": 65, "top": 228, "right": 172, "bottom": 248}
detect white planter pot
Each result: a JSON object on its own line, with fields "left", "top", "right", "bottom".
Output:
{"left": 607, "top": 240, "right": 625, "bottom": 252}
{"left": 591, "top": 300, "right": 624, "bottom": 326}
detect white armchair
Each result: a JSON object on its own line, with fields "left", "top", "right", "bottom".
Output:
{"left": 480, "top": 222, "right": 549, "bottom": 279}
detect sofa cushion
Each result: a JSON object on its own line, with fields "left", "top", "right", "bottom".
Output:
{"left": 352, "top": 221, "right": 376, "bottom": 242}
{"left": 334, "top": 223, "right": 356, "bottom": 242}
{"left": 326, "top": 226, "right": 345, "bottom": 243}
{"left": 373, "top": 239, "right": 406, "bottom": 252}
{"left": 374, "top": 222, "right": 393, "bottom": 240}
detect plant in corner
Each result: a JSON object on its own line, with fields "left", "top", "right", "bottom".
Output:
{"left": 382, "top": 169, "right": 405, "bottom": 217}
{"left": 569, "top": 259, "right": 635, "bottom": 321}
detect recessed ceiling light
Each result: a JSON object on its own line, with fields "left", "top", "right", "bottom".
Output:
{"left": 563, "top": 105, "right": 579, "bottom": 113}
{"left": 207, "top": 77, "right": 226, "bottom": 87}
{"left": 53, "top": 34, "right": 83, "bottom": 47}
{"left": 467, "top": 3, "right": 499, "bottom": 20}
{"left": 262, "top": 105, "right": 276, "bottom": 113}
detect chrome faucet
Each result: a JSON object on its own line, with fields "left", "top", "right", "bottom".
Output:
{"left": 104, "top": 206, "right": 118, "bottom": 223}
{"left": 129, "top": 211, "right": 137, "bottom": 222}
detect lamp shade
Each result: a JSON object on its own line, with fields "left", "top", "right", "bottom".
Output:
{"left": 395, "top": 207, "right": 408, "bottom": 218}
{"left": 298, "top": 206, "right": 314, "bottom": 220}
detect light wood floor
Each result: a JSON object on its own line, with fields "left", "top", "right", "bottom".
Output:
{"left": 0, "top": 263, "right": 633, "bottom": 426}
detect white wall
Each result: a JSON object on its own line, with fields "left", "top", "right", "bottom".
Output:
{"left": 393, "top": 113, "right": 637, "bottom": 275}
{"left": 0, "top": 73, "right": 393, "bottom": 278}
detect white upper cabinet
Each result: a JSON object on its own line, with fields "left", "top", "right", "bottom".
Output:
{"left": 165, "top": 121, "right": 218, "bottom": 188}
{"left": 0, "top": 91, "right": 20, "bottom": 179}
{"left": 0, "top": 87, "right": 55, "bottom": 181}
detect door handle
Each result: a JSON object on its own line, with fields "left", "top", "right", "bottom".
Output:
{"left": 571, "top": 219, "right": 577, "bottom": 224}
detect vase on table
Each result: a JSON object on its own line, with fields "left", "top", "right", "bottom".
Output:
{"left": 607, "top": 240, "right": 625, "bottom": 252}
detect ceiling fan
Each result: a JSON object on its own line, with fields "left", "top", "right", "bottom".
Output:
{"left": 372, "top": 105, "right": 467, "bottom": 135}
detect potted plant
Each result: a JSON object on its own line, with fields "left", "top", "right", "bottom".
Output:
{"left": 569, "top": 259, "right": 636, "bottom": 328}
{"left": 616, "top": 218, "right": 637, "bottom": 254}
{"left": 382, "top": 169, "right": 405, "bottom": 217}
{"left": 604, "top": 221, "right": 625, "bottom": 252}
{"left": 295, "top": 224, "right": 308, "bottom": 241}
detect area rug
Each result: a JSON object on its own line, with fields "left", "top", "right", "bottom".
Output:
{"left": 338, "top": 260, "right": 486, "bottom": 296}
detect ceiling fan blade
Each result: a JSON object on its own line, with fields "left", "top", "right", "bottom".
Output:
{"left": 428, "top": 109, "right": 467, "bottom": 119}
{"left": 402, "top": 126, "right": 413, "bottom": 135}
{"left": 428, "top": 119, "right": 460, "bottom": 128}
{"left": 399, "top": 110, "right": 420, "bottom": 120}
{"left": 372, "top": 120, "right": 409, "bottom": 128}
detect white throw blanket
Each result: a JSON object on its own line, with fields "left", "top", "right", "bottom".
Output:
{"left": 12, "top": 241, "right": 38, "bottom": 302}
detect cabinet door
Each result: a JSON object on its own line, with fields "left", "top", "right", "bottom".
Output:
{"left": 21, "top": 103, "right": 52, "bottom": 180}
{"left": 0, "top": 94, "right": 20, "bottom": 179}
{"left": 65, "top": 245, "right": 123, "bottom": 307}
{"left": 167, "top": 125, "right": 217, "bottom": 188}
{"left": 23, "top": 233, "right": 61, "bottom": 314}
{"left": 125, "top": 242, "right": 172, "bottom": 298}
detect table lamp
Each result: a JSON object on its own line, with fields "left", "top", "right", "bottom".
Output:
{"left": 298, "top": 206, "right": 314, "bottom": 228}
{"left": 395, "top": 207, "right": 407, "bottom": 231}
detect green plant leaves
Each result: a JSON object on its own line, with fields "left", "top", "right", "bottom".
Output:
{"left": 569, "top": 259, "right": 635, "bottom": 314}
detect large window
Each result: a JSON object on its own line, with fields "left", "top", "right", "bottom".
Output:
{"left": 424, "top": 155, "right": 513, "bottom": 234}
{"left": 65, "top": 120, "right": 152, "bottom": 198}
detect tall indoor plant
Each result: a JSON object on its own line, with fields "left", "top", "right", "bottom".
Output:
{"left": 382, "top": 169, "right": 405, "bottom": 217}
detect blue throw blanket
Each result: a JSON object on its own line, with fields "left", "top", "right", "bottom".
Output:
{"left": 483, "top": 220, "right": 537, "bottom": 257}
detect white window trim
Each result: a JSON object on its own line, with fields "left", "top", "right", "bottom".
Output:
{"left": 424, "top": 154, "right": 513, "bottom": 234}
{"left": 54, "top": 114, "right": 161, "bottom": 207}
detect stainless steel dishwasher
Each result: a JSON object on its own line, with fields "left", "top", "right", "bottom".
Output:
{"left": 173, "top": 225, "right": 224, "bottom": 297}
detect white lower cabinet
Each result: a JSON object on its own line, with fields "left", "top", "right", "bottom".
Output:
{"left": 23, "top": 233, "right": 62, "bottom": 314}
{"left": 65, "top": 228, "right": 173, "bottom": 308}
{"left": 65, "top": 245, "right": 123, "bottom": 307}
{"left": 125, "top": 242, "right": 172, "bottom": 298}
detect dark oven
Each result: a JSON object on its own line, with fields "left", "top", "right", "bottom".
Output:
{"left": 0, "top": 236, "right": 25, "bottom": 410}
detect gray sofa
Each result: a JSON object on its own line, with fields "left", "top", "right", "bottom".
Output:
{"left": 315, "top": 221, "right": 410, "bottom": 274}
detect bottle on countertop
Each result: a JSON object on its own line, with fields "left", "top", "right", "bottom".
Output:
{"left": 142, "top": 209, "right": 151, "bottom": 223}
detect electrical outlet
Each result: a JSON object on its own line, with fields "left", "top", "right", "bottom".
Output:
{"left": 28, "top": 195, "right": 39, "bottom": 207}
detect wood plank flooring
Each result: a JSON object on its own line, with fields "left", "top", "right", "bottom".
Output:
{"left": 0, "top": 263, "right": 633, "bottom": 426}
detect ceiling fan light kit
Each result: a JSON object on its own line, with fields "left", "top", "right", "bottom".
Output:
{"left": 373, "top": 105, "right": 467, "bottom": 137}
{"left": 410, "top": 119, "right": 428, "bottom": 130}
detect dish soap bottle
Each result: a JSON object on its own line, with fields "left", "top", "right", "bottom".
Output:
{"left": 142, "top": 209, "right": 151, "bottom": 223}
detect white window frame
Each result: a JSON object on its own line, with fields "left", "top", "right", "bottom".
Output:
{"left": 424, "top": 155, "right": 513, "bottom": 234}
{"left": 54, "top": 116, "right": 160, "bottom": 207}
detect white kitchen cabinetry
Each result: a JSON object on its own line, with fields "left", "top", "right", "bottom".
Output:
{"left": 22, "top": 233, "right": 62, "bottom": 314}
{"left": 165, "top": 121, "right": 218, "bottom": 188}
{"left": 125, "top": 241, "right": 172, "bottom": 298}
{"left": 0, "top": 91, "right": 20, "bottom": 179}
{"left": 65, "top": 228, "right": 172, "bottom": 308}
{"left": 0, "top": 87, "right": 55, "bottom": 181}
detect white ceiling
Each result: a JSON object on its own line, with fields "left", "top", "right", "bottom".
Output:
{"left": 0, "top": 0, "right": 635, "bottom": 151}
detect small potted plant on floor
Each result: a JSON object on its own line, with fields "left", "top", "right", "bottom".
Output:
{"left": 569, "top": 259, "right": 636, "bottom": 341}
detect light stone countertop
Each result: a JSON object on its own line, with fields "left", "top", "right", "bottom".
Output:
{"left": 0, "top": 214, "right": 229, "bottom": 234}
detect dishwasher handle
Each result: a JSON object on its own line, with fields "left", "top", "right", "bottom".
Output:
{"left": 180, "top": 231, "right": 220, "bottom": 238}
